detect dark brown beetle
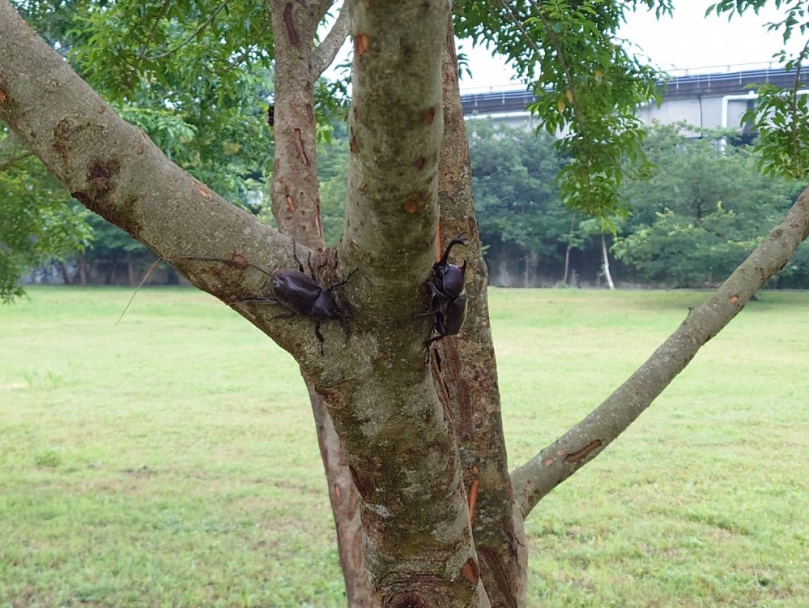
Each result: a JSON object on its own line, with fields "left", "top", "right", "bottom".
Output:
{"left": 181, "top": 248, "right": 354, "bottom": 352}
{"left": 418, "top": 233, "right": 469, "bottom": 347}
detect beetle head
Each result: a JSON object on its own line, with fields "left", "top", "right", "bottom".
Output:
{"left": 438, "top": 260, "right": 467, "bottom": 299}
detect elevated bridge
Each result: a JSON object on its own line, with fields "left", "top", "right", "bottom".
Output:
{"left": 460, "top": 64, "right": 800, "bottom": 133}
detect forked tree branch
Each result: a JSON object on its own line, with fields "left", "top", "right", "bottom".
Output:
{"left": 310, "top": 0, "right": 350, "bottom": 81}
{"left": 511, "top": 186, "right": 809, "bottom": 519}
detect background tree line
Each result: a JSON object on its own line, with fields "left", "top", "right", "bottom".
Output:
{"left": 11, "top": 118, "right": 808, "bottom": 290}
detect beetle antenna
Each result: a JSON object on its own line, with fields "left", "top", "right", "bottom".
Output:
{"left": 438, "top": 232, "right": 468, "bottom": 266}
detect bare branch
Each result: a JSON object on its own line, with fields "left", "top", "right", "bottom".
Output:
{"left": 310, "top": 0, "right": 350, "bottom": 81}
{"left": 511, "top": 186, "right": 809, "bottom": 519}
{"left": 0, "top": 149, "right": 33, "bottom": 170}
{"left": 144, "top": 0, "right": 232, "bottom": 61}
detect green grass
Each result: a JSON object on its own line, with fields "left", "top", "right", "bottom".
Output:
{"left": 1, "top": 287, "right": 807, "bottom": 607}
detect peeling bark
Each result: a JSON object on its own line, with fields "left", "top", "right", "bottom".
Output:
{"left": 434, "top": 23, "right": 527, "bottom": 608}
{"left": 512, "top": 186, "right": 809, "bottom": 518}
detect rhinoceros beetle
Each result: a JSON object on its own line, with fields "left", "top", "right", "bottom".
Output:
{"left": 181, "top": 248, "right": 354, "bottom": 353}
{"left": 418, "top": 233, "right": 469, "bottom": 348}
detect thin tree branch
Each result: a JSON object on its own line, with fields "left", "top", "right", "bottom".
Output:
{"left": 309, "top": 0, "right": 350, "bottom": 81}
{"left": 131, "top": 0, "right": 172, "bottom": 75}
{"left": 511, "top": 186, "right": 809, "bottom": 519}
{"left": 0, "top": 150, "right": 33, "bottom": 170}
{"left": 144, "top": 0, "right": 231, "bottom": 61}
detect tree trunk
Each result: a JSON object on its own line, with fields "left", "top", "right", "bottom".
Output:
{"left": 79, "top": 253, "right": 87, "bottom": 286}
{"left": 563, "top": 216, "right": 575, "bottom": 285}
{"left": 601, "top": 232, "right": 614, "bottom": 290}
{"left": 59, "top": 261, "right": 70, "bottom": 285}
{"left": 126, "top": 252, "right": 136, "bottom": 287}
{"left": 8, "top": 1, "right": 809, "bottom": 605}
{"left": 434, "top": 21, "right": 527, "bottom": 608}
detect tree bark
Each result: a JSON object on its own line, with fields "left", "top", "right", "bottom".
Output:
{"left": 434, "top": 22, "right": 527, "bottom": 608}
{"left": 79, "top": 252, "right": 87, "bottom": 286}
{"left": 268, "top": 0, "right": 327, "bottom": 246}
{"left": 512, "top": 185, "right": 809, "bottom": 518}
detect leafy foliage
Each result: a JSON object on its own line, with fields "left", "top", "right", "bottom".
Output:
{"left": 468, "top": 120, "right": 571, "bottom": 260}
{"left": 708, "top": 0, "right": 809, "bottom": 179}
{"left": 456, "top": 0, "right": 670, "bottom": 216}
{"left": 0, "top": 131, "right": 90, "bottom": 301}
{"left": 614, "top": 124, "right": 805, "bottom": 286}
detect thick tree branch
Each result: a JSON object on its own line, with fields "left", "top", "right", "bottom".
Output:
{"left": 310, "top": 0, "right": 350, "bottom": 81}
{"left": 0, "top": 0, "right": 329, "bottom": 368}
{"left": 511, "top": 187, "right": 809, "bottom": 519}
{"left": 435, "top": 23, "right": 527, "bottom": 608}
{"left": 266, "top": 0, "right": 374, "bottom": 604}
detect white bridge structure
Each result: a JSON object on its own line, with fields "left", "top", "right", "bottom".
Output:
{"left": 460, "top": 63, "right": 800, "bottom": 134}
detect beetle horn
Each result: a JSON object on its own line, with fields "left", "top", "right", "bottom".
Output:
{"left": 438, "top": 232, "right": 468, "bottom": 266}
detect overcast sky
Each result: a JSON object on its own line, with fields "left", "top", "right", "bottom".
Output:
{"left": 457, "top": 2, "right": 805, "bottom": 91}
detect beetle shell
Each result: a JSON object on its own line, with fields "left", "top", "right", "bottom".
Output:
{"left": 271, "top": 269, "right": 324, "bottom": 317}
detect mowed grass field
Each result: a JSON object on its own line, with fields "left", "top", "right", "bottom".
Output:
{"left": 1, "top": 287, "right": 808, "bottom": 608}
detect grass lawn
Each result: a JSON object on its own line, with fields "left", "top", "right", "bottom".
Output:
{"left": 1, "top": 286, "right": 808, "bottom": 607}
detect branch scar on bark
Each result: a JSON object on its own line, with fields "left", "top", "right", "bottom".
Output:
{"left": 354, "top": 32, "right": 369, "bottom": 55}
{"left": 461, "top": 558, "right": 480, "bottom": 586}
{"left": 286, "top": 195, "right": 296, "bottom": 212}
{"left": 283, "top": 3, "right": 299, "bottom": 46}
{"left": 424, "top": 107, "right": 436, "bottom": 124}
{"left": 563, "top": 440, "right": 602, "bottom": 464}
{"left": 293, "top": 128, "right": 310, "bottom": 166}
{"left": 194, "top": 182, "right": 212, "bottom": 199}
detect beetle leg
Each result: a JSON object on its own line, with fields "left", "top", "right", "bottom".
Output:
{"left": 327, "top": 268, "right": 358, "bottom": 292}
{"left": 233, "top": 295, "right": 279, "bottom": 306}
{"left": 291, "top": 240, "right": 306, "bottom": 274}
{"left": 178, "top": 256, "right": 274, "bottom": 279}
{"left": 267, "top": 312, "right": 298, "bottom": 322}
